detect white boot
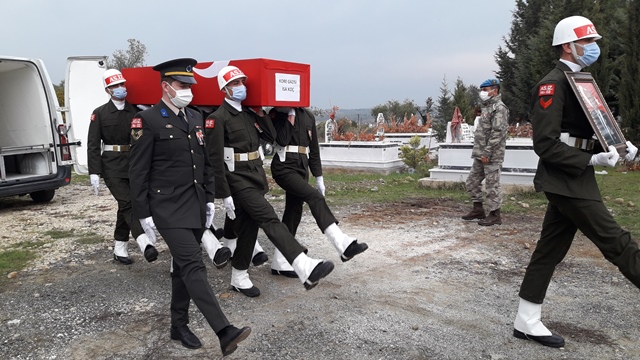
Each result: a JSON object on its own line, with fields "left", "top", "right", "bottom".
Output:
{"left": 291, "top": 253, "right": 334, "bottom": 290}
{"left": 223, "top": 237, "right": 237, "bottom": 256}
{"left": 253, "top": 240, "right": 265, "bottom": 257}
{"left": 513, "top": 298, "right": 552, "bottom": 336}
{"left": 201, "top": 229, "right": 222, "bottom": 261}
{"left": 231, "top": 267, "right": 260, "bottom": 297}
{"left": 271, "top": 248, "right": 297, "bottom": 278}
{"left": 136, "top": 234, "right": 154, "bottom": 253}
{"left": 251, "top": 240, "right": 268, "bottom": 266}
{"left": 324, "top": 223, "right": 353, "bottom": 255}
{"left": 114, "top": 240, "right": 129, "bottom": 258}
{"left": 136, "top": 234, "right": 158, "bottom": 262}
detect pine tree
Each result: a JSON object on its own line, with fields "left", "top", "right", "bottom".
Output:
{"left": 452, "top": 77, "right": 473, "bottom": 123}
{"left": 433, "top": 75, "right": 453, "bottom": 139}
{"left": 619, "top": 0, "right": 640, "bottom": 143}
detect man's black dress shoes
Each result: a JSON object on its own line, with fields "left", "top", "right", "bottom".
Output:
{"left": 170, "top": 325, "right": 202, "bottom": 349}
{"left": 513, "top": 329, "right": 565, "bottom": 348}
{"left": 218, "top": 325, "right": 251, "bottom": 356}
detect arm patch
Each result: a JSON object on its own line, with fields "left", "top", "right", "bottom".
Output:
{"left": 538, "top": 84, "right": 555, "bottom": 96}
{"left": 131, "top": 117, "right": 142, "bottom": 129}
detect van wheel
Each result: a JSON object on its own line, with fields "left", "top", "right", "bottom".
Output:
{"left": 30, "top": 190, "right": 55, "bottom": 203}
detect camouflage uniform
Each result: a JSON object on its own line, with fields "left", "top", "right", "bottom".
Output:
{"left": 465, "top": 93, "right": 509, "bottom": 212}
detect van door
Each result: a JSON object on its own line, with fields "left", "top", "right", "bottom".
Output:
{"left": 64, "top": 56, "right": 109, "bottom": 175}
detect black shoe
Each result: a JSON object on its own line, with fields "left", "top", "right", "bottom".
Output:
{"left": 341, "top": 240, "right": 368, "bottom": 262}
{"left": 251, "top": 252, "right": 269, "bottom": 266}
{"left": 304, "top": 261, "right": 334, "bottom": 290}
{"left": 513, "top": 329, "right": 565, "bottom": 348}
{"left": 144, "top": 245, "right": 158, "bottom": 263}
{"left": 170, "top": 325, "right": 202, "bottom": 349}
{"left": 232, "top": 285, "right": 261, "bottom": 297}
{"left": 113, "top": 254, "right": 133, "bottom": 265}
{"left": 218, "top": 325, "right": 251, "bottom": 357}
{"left": 271, "top": 269, "right": 298, "bottom": 278}
{"left": 213, "top": 247, "right": 232, "bottom": 269}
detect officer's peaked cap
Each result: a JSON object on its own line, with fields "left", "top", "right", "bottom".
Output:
{"left": 480, "top": 78, "right": 500, "bottom": 88}
{"left": 153, "top": 58, "right": 198, "bottom": 84}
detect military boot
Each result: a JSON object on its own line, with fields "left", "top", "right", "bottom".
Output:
{"left": 478, "top": 209, "right": 502, "bottom": 226}
{"left": 461, "top": 202, "right": 486, "bottom": 220}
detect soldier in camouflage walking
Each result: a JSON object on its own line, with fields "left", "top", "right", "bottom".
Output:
{"left": 461, "top": 78, "right": 509, "bottom": 226}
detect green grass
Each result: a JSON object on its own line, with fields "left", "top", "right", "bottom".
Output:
{"left": 0, "top": 249, "right": 37, "bottom": 282}
{"left": 44, "top": 229, "right": 76, "bottom": 239}
{"left": 12, "top": 240, "right": 47, "bottom": 249}
{"left": 75, "top": 232, "right": 104, "bottom": 245}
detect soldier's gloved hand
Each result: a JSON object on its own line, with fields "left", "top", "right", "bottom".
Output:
{"left": 223, "top": 196, "right": 236, "bottom": 220}
{"left": 89, "top": 174, "right": 100, "bottom": 195}
{"left": 625, "top": 141, "right": 638, "bottom": 161}
{"left": 139, "top": 217, "right": 157, "bottom": 243}
{"left": 205, "top": 202, "right": 215, "bottom": 228}
{"left": 589, "top": 145, "right": 620, "bottom": 167}
{"left": 316, "top": 176, "right": 326, "bottom": 196}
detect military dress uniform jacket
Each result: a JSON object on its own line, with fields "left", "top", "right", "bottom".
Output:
{"left": 87, "top": 100, "right": 137, "bottom": 178}
{"left": 271, "top": 108, "right": 322, "bottom": 179}
{"left": 205, "top": 101, "right": 276, "bottom": 199}
{"left": 471, "top": 94, "right": 509, "bottom": 163}
{"left": 129, "top": 101, "right": 215, "bottom": 229}
{"left": 530, "top": 61, "right": 601, "bottom": 200}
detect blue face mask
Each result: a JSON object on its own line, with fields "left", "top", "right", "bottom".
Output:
{"left": 573, "top": 42, "right": 600, "bottom": 67}
{"left": 110, "top": 87, "right": 127, "bottom": 100}
{"left": 228, "top": 85, "right": 247, "bottom": 102}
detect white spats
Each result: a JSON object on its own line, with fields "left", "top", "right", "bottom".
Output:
{"left": 223, "top": 237, "right": 237, "bottom": 255}
{"left": 324, "top": 223, "right": 354, "bottom": 255}
{"left": 291, "top": 253, "right": 322, "bottom": 284}
{"left": 514, "top": 298, "right": 553, "bottom": 336}
{"left": 201, "top": 229, "right": 222, "bottom": 261}
{"left": 231, "top": 267, "right": 254, "bottom": 289}
{"left": 114, "top": 240, "right": 129, "bottom": 257}
{"left": 135, "top": 234, "right": 154, "bottom": 254}
{"left": 271, "top": 248, "right": 294, "bottom": 271}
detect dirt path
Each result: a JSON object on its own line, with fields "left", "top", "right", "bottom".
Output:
{"left": 1, "top": 183, "right": 639, "bottom": 359}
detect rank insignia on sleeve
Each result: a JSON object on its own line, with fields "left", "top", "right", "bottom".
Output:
{"left": 205, "top": 119, "right": 215, "bottom": 129}
{"left": 131, "top": 129, "right": 143, "bottom": 141}
{"left": 540, "top": 98, "right": 553, "bottom": 109}
{"left": 538, "top": 84, "right": 555, "bottom": 96}
{"left": 254, "top": 123, "right": 263, "bottom": 133}
{"left": 90, "top": 114, "right": 96, "bottom": 121}
{"left": 131, "top": 117, "right": 142, "bottom": 129}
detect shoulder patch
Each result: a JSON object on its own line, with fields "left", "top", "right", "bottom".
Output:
{"left": 90, "top": 113, "right": 96, "bottom": 121}
{"left": 538, "top": 84, "right": 555, "bottom": 97}
{"left": 540, "top": 98, "right": 553, "bottom": 109}
{"left": 131, "top": 117, "right": 142, "bottom": 129}
{"left": 205, "top": 119, "right": 215, "bottom": 129}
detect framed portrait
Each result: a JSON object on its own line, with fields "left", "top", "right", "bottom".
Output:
{"left": 565, "top": 72, "right": 627, "bottom": 156}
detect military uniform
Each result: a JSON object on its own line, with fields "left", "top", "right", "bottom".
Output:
{"left": 518, "top": 61, "right": 640, "bottom": 303}
{"left": 465, "top": 93, "right": 509, "bottom": 212}
{"left": 88, "top": 100, "right": 144, "bottom": 244}
{"left": 270, "top": 108, "right": 336, "bottom": 235}
{"left": 205, "top": 101, "right": 306, "bottom": 270}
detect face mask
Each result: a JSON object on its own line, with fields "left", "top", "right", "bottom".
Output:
{"left": 572, "top": 42, "right": 601, "bottom": 67}
{"left": 165, "top": 83, "right": 193, "bottom": 108}
{"left": 228, "top": 85, "right": 247, "bottom": 102}
{"left": 110, "top": 87, "right": 127, "bottom": 100}
{"left": 479, "top": 91, "right": 491, "bottom": 102}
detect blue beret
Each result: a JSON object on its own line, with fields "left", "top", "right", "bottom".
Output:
{"left": 480, "top": 79, "right": 500, "bottom": 88}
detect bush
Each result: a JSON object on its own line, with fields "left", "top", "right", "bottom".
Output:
{"left": 399, "top": 136, "right": 428, "bottom": 170}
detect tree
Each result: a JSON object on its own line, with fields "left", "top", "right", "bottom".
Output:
{"left": 433, "top": 75, "right": 454, "bottom": 139}
{"left": 370, "top": 99, "right": 419, "bottom": 124}
{"left": 53, "top": 80, "right": 65, "bottom": 107}
{"left": 451, "top": 77, "right": 474, "bottom": 123}
{"left": 106, "top": 39, "right": 148, "bottom": 70}
{"left": 619, "top": 0, "right": 640, "bottom": 143}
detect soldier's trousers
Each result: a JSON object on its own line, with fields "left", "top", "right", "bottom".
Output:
{"left": 103, "top": 177, "right": 144, "bottom": 241}
{"left": 465, "top": 159, "right": 503, "bottom": 212}
{"left": 160, "top": 227, "right": 230, "bottom": 332}
{"left": 231, "top": 187, "right": 306, "bottom": 271}
{"left": 519, "top": 192, "right": 640, "bottom": 304}
{"left": 273, "top": 170, "right": 337, "bottom": 237}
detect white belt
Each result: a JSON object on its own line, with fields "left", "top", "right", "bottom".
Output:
{"left": 284, "top": 145, "right": 309, "bottom": 154}
{"left": 234, "top": 151, "right": 260, "bottom": 161}
{"left": 560, "top": 133, "right": 596, "bottom": 151}
{"left": 103, "top": 144, "right": 130, "bottom": 152}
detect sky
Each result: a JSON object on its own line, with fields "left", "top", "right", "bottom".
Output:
{"left": 2, "top": 0, "right": 516, "bottom": 109}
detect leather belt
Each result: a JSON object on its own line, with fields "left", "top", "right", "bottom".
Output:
{"left": 234, "top": 151, "right": 260, "bottom": 161}
{"left": 284, "top": 145, "right": 309, "bottom": 154}
{"left": 103, "top": 144, "right": 130, "bottom": 152}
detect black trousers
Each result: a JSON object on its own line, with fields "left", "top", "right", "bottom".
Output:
{"left": 159, "top": 227, "right": 229, "bottom": 332}
{"left": 103, "top": 177, "right": 143, "bottom": 241}
{"left": 231, "top": 187, "right": 306, "bottom": 270}
{"left": 273, "top": 171, "right": 337, "bottom": 237}
{"left": 519, "top": 192, "right": 640, "bottom": 303}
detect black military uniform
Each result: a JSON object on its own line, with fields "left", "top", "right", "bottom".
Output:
{"left": 206, "top": 101, "right": 307, "bottom": 270}
{"left": 270, "top": 108, "right": 336, "bottom": 235}
{"left": 129, "top": 59, "right": 250, "bottom": 355}
{"left": 519, "top": 60, "right": 640, "bottom": 302}
{"left": 88, "top": 100, "right": 144, "bottom": 253}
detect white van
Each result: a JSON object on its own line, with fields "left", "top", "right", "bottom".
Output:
{"left": 0, "top": 56, "right": 77, "bottom": 202}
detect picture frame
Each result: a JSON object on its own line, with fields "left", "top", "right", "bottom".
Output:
{"left": 565, "top": 72, "right": 627, "bottom": 156}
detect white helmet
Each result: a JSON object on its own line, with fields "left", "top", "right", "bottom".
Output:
{"left": 552, "top": 16, "right": 602, "bottom": 46}
{"left": 102, "top": 69, "right": 126, "bottom": 88}
{"left": 217, "top": 66, "right": 247, "bottom": 90}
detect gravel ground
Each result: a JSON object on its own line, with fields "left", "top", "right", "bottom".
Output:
{"left": 1, "top": 180, "right": 640, "bottom": 360}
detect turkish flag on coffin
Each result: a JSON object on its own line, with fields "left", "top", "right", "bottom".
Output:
{"left": 121, "top": 58, "right": 310, "bottom": 107}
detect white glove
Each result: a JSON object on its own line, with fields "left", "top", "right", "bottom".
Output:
{"left": 223, "top": 196, "right": 236, "bottom": 220}
{"left": 589, "top": 145, "right": 620, "bottom": 167}
{"left": 139, "top": 217, "right": 157, "bottom": 243}
{"left": 316, "top": 176, "right": 325, "bottom": 196}
{"left": 90, "top": 174, "right": 100, "bottom": 195}
{"left": 205, "top": 202, "right": 215, "bottom": 228}
{"left": 625, "top": 141, "right": 638, "bottom": 161}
